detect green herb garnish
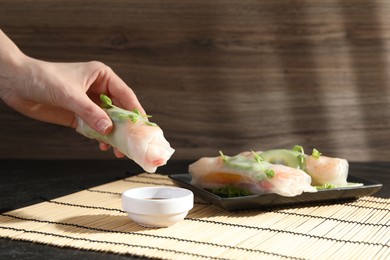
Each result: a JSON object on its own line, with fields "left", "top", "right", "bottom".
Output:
{"left": 219, "top": 151, "right": 228, "bottom": 162}
{"left": 314, "top": 184, "right": 336, "bottom": 190}
{"left": 252, "top": 151, "right": 274, "bottom": 179}
{"left": 293, "top": 145, "right": 305, "bottom": 154}
{"left": 265, "top": 169, "right": 275, "bottom": 179}
{"left": 211, "top": 186, "right": 252, "bottom": 197}
{"left": 292, "top": 145, "right": 306, "bottom": 166}
{"left": 312, "top": 148, "right": 322, "bottom": 159}
{"left": 100, "top": 94, "right": 113, "bottom": 108}
{"left": 100, "top": 94, "right": 157, "bottom": 127}
{"left": 298, "top": 154, "right": 305, "bottom": 165}
{"left": 252, "top": 150, "right": 264, "bottom": 165}
{"left": 218, "top": 151, "right": 274, "bottom": 179}
{"left": 219, "top": 151, "right": 256, "bottom": 171}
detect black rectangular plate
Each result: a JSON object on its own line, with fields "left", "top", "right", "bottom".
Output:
{"left": 169, "top": 174, "right": 383, "bottom": 211}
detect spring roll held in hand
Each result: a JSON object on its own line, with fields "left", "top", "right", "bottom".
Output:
{"left": 76, "top": 94, "right": 175, "bottom": 173}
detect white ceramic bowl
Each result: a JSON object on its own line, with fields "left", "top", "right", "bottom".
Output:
{"left": 122, "top": 186, "right": 194, "bottom": 228}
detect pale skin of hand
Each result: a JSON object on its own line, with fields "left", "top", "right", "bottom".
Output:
{"left": 0, "top": 29, "right": 145, "bottom": 157}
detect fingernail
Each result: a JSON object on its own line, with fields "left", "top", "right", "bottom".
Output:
{"left": 96, "top": 119, "right": 112, "bottom": 134}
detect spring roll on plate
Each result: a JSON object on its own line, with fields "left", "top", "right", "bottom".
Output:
{"left": 259, "top": 146, "right": 349, "bottom": 187}
{"left": 304, "top": 155, "right": 348, "bottom": 187}
{"left": 189, "top": 152, "right": 316, "bottom": 197}
{"left": 76, "top": 94, "right": 175, "bottom": 173}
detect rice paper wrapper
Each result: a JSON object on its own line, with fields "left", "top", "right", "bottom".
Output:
{"left": 305, "top": 155, "right": 349, "bottom": 187}
{"left": 76, "top": 110, "right": 174, "bottom": 173}
{"left": 189, "top": 155, "right": 317, "bottom": 197}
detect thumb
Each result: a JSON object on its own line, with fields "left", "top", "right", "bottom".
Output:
{"left": 69, "top": 95, "right": 112, "bottom": 134}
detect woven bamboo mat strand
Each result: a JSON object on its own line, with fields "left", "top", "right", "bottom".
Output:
{"left": 0, "top": 173, "right": 389, "bottom": 260}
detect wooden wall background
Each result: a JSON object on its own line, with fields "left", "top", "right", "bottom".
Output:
{"left": 1, "top": 0, "right": 390, "bottom": 162}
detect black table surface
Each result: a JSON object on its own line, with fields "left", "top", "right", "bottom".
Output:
{"left": 0, "top": 159, "right": 388, "bottom": 259}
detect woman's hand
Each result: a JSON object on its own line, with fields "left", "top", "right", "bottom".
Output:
{"left": 0, "top": 29, "right": 144, "bottom": 157}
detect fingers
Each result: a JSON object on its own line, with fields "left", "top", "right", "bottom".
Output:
{"left": 99, "top": 142, "right": 110, "bottom": 151}
{"left": 89, "top": 63, "right": 146, "bottom": 114}
{"left": 67, "top": 94, "right": 113, "bottom": 134}
{"left": 113, "top": 148, "right": 125, "bottom": 158}
{"left": 108, "top": 76, "right": 145, "bottom": 113}
{"left": 99, "top": 142, "right": 125, "bottom": 158}
{"left": 64, "top": 61, "right": 146, "bottom": 134}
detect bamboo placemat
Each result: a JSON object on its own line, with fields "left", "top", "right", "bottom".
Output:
{"left": 0, "top": 173, "right": 389, "bottom": 260}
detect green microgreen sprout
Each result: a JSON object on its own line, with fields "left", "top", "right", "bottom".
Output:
{"left": 312, "top": 148, "right": 322, "bottom": 159}
{"left": 298, "top": 154, "right": 305, "bottom": 165}
{"left": 252, "top": 150, "right": 264, "bottom": 169}
{"left": 99, "top": 94, "right": 158, "bottom": 127}
{"left": 100, "top": 94, "right": 113, "bottom": 108}
{"left": 264, "top": 169, "right": 275, "bottom": 179}
{"left": 219, "top": 151, "right": 228, "bottom": 162}
{"left": 293, "top": 145, "right": 307, "bottom": 167}
{"left": 252, "top": 151, "right": 274, "bottom": 179}
{"left": 293, "top": 145, "right": 304, "bottom": 154}
{"left": 145, "top": 121, "right": 158, "bottom": 127}
{"left": 314, "top": 183, "right": 335, "bottom": 190}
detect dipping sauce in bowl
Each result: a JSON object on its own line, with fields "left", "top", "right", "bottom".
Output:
{"left": 122, "top": 186, "right": 194, "bottom": 227}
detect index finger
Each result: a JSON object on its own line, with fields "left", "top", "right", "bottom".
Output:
{"left": 90, "top": 63, "right": 146, "bottom": 114}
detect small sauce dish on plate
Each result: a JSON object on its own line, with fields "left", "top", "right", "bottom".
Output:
{"left": 122, "top": 186, "right": 194, "bottom": 227}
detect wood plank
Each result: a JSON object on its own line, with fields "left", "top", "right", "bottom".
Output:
{"left": 1, "top": 0, "right": 390, "bottom": 161}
